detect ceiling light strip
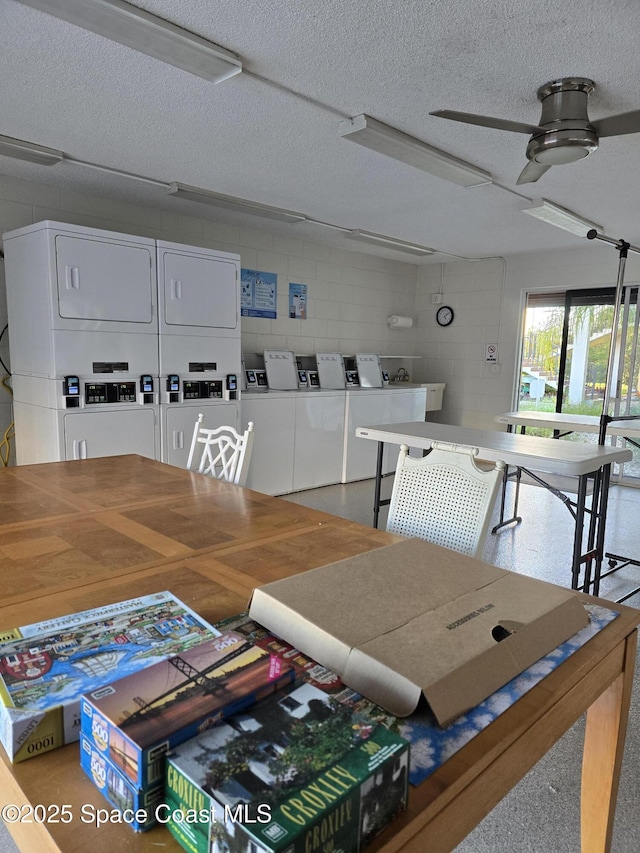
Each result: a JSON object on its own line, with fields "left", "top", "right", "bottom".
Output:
{"left": 339, "top": 114, "right": 493, "bottom": 188}
{"left": 16, "top": 0, "right": 242, "bottom": 83}
{"left": 0, "top": 135, "right": 64, "bottom": 166}
{"left": 70, "top": 157, "right": 168, "bottom": 186}
{"left": 346, "top": 230, "right": 435, "bottom": 256}
{"left": 521, "top": 199, "right": 602, "bottom": 237}
{"left": 167, "top": 182, "right": 307, "bottom": 223}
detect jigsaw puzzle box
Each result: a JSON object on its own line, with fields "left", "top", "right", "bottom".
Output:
{"left": 81, "top": 631, "right": 295, "bottom": 789}
{"left": 0, "top": 591, "right": 220, "bottom": 762}
{"left": 165, "top": 681, "right": 409, "bottom": 853}
{"left": 79, "top": 733, "right": 163, "bottom": 832}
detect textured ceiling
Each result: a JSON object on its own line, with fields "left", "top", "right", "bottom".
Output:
{"left": 1, "top": 0, "right": 640, "bottom": 262}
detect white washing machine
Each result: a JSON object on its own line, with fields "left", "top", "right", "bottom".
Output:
{"left": 4, "top": 223, "right": 242, "bottom": 465}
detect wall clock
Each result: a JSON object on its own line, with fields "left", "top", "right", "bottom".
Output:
{"left": 436, "top": 305, "right": 454, "bottom": 327}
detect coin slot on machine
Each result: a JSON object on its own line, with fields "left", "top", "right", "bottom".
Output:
{"left": 63, "top": 375, "right": 80, "bottom": 408}
{"left": 167, "top": 374, "right": 180, "bottom": 403}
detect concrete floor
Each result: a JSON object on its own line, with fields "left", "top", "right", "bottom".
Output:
{"left": 2, "top": 479, "right": 639, "bottom": 853}
{"left": 283, "top": 477, "right": 640, "bottom": 853}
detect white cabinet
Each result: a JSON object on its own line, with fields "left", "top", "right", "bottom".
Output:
{"left": 342, "top": 387, "right": 427, "bottom": 482}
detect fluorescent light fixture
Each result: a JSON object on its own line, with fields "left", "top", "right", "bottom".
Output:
{"left": 521, "top": 198, "right": 602, "bottom": 237}
{"left": 16, "top": 0, "right": 242, "bottom": 83}
{"left": 168, "top": 183, "right": 307, "bottom": 223}
{"left": 339, "top": 114, "right": 493, "bottom": 188}
{"left": 0, "top": 134, "right": 64, "bottom": 166}
{"left": 346, "top": 230, "right": 435, "bottom": 256}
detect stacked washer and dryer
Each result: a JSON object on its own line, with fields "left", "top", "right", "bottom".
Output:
{"left": 3, "top": 221, "right": 241, "bottom": 467}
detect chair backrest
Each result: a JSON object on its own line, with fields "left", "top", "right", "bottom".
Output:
{"left": 186, "top": 415, "right": 255, "bottom": 486}
{"left": 386, "top": 441, "right": 505, "bottom": 558}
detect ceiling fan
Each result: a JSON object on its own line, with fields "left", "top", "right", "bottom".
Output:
{"left": 430, "top": 77, "right": 640, "bottom": 185}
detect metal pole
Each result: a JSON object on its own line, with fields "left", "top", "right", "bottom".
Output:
{"left": 586, "top": 231, "right": 640, "bottom": 597}
{"left": 586, "top": 230, "right": 640, "bottom": 443}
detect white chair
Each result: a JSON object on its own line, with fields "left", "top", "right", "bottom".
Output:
{"left": 186, "top": 415, "right": 255, "bottom": 487}
{"left": 386, "top": 442, "right": 505, "bottom": 558}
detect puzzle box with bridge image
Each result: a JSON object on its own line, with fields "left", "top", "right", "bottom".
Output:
{"left": 81, "top": 631, "right": 295, "bottom": 789}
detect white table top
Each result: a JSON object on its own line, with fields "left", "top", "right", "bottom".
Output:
{"left": 356, "top": 421, "right": 632, "bottom": 476}
{"left": 496, "top": 410, "right": 640, "bottom": 439}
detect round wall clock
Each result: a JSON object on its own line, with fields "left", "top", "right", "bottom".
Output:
{"left": 436, "top": 305, "right": 454, "bottom": 327}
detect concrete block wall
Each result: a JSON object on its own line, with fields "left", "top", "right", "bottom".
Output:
{"left": 237, "top": 239, "right": 417, "bottom": 359}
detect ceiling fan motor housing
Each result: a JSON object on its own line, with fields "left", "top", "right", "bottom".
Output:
{"left": 527, "top": 77, "right": 599, "bottom": 165}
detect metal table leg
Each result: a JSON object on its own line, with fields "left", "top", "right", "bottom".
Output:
{"left": 372, "top": 440, "right": 384, "bottom": 529}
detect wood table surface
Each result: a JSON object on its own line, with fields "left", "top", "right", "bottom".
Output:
{"left": 0, "top": 455, "right": 637, "bottom": 853}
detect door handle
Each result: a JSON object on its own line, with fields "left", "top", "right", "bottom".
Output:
{"left": 72, "top": 439, "right": 87, "bottom": 459}
{"left": 65, "top": 266, "right": 80, "bottom": 290}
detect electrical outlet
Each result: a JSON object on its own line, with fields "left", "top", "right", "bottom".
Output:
{"left": 431, "top": 293, "right": 443, "bottom": 304}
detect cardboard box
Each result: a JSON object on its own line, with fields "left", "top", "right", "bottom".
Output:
{"left": 81, "top": 632, "right": 296, "bottom": 789}
{"left": 164, "top": 681, "right": 409, "bottom": 853}
{"left": 249, "top": 539, "right": 590, "bottom": 724}
{"left": 79, "top": 734, "right": 163, "bottom": 832}
{"left": 0, "top": 591, "right": 220, "bottom": 762}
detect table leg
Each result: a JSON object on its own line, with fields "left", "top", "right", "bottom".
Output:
{"left": 492, "top": 465, "right": 523, "bottom": 534}
{"left": 591, "top": 465, "right": 611, "bottom": 597}
{"left": 571, "top": 475, "right": 589, "bottom": 591}
{"left": 581, "top": 629, "right": 637, "bottom": 852}
{"left": 372, "top": 440, "right": 384, "bottom": 529}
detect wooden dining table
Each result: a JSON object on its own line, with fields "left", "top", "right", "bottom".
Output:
{"left": 0, "top": 454, "right": 638, "bottom": 853}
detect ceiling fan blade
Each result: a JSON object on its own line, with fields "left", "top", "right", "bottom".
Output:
{"left": 592, "top": 109, "right": 640, "bottom": 137}
{"left": 430, "top": 109, "right": 544, "bottom": 135}
{"left": 516, "top": 161, "right": 552, "bottom": 185}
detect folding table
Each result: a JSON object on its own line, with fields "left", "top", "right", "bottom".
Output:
{"left": 356, "top": 421, "right": 632, "bottom": 594}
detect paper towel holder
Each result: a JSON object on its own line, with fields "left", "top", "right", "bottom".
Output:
{"left": 387, "top": 315, "right": 414, "bottom": 329}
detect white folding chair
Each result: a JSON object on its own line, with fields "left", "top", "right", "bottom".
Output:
{"left": 186, "top": 415, "right": 255, "bottom": 487}
{"left": 386, "top": 441, "right": 505, "bottom": 558}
